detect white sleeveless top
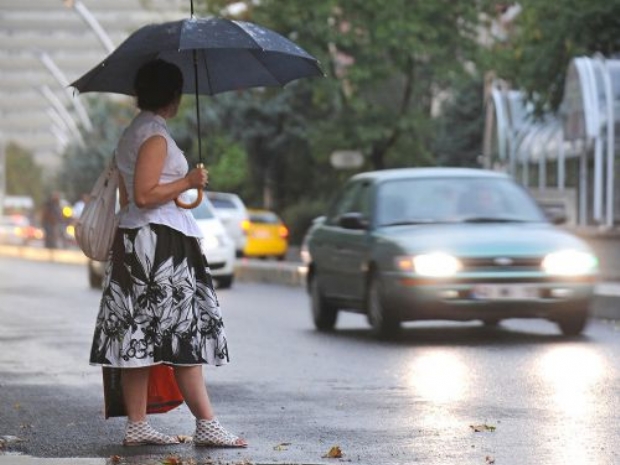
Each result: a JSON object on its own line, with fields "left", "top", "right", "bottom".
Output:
{"left": 116, "top": 111, "right": 202, "bottom": 238}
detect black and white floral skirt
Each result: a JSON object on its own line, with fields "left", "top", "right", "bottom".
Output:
{"left": 89, "top": 223, "right": 229, "bottom": 368}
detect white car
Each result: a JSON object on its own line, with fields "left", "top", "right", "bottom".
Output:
{"left": 191, "top": 194, "right": 236, "bottom": 288}
{"left": 88, "top": 194, "right": 236, "bottom": 289}
{"left": 206, "top": 191, "right": 249, "bottom": 257}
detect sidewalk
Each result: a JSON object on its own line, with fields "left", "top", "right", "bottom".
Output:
{"left": 0, "top": 458, "right": 105, "bottom": 465}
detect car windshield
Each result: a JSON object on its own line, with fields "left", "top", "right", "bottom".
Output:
{"left": 376, "top": 177, "right": 547, "bottom": 226}
{"left": 249, "top": 212, "right": 279, "bottom": 224}
{"left": 190, "top": 198, "right": 216, "bottom": 220}
{"left": 209, "top": 198, "right": 237, "bottom": 209}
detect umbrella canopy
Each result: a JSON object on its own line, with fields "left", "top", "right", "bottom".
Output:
{"left": 70, "top": 16, "right": 323, "bottom": 96}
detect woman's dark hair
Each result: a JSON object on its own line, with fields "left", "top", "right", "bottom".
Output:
{"left": 134, "top": 59, "right": 183, "bottom": 111}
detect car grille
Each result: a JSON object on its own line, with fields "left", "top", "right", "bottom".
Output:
{"left": 460, "top": 256, "right": 542, "bottom": 271}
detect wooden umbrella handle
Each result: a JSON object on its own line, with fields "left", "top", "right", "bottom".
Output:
{"left": 174, "top": 163, "right": 205, "bottom": 209}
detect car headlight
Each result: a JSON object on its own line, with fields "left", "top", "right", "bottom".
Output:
{"left": 202, "top": 234, "right": 222, "bottom": 250}
{"left": 396, "top": 252, "right": 462, "bottom": 277}
{"left": 541, "top": 250, "right": 598, "bottom": 276}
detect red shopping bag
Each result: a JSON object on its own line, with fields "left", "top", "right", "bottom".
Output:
{"left": 146, "top": 365, "right": 185, "bottom": 414}
{"left": 102, "top": 365, "right": 184, "bottom": 418}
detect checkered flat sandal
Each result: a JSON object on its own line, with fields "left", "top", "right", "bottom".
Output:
{"left": 123, "top": 420, "right": 180, "bottom": 447}
{"left": 193, "top": 418, "right": 247, "bottom": 448}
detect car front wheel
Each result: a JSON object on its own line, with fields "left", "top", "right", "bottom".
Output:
{"left": 88, "top": 263, "right": 103, "bottom": 289}
{"left": 366, "top": 273, "right": 400, "bottom": 339}
{"left": 310, "top": 273, "right": 338, "bottom": 331}
{"left": 216, "top": 275, "right": 234, "bottom": 289}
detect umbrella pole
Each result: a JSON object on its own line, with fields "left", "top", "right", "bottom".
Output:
{"left": 175, "top": 49, "right": 204, "bottom": 210}
{"left": 175, "top": 0, "right": 203, "bottom": 210}
{"left": 193, "top": 49, "right": 202, "bottom": 165}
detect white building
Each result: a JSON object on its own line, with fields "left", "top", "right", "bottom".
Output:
{"left": 0, "top": 0, "right": 187, "bottom": 171}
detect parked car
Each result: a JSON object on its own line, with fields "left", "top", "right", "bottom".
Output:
{"left": 302, "top": 167, "right": 599, "bottom": 339}
{"left": 88, "top": 194, "right": 236, "bottom": 289}
{"left": 191, "top": 193, "right": 236, "bottom": 289}
{"left": 243, "top": 209, "right": 289, "bottom": 260}
{"left": 206, "top": 191, "right": 249, "bottom": 257}
{"left": 0, "top": 214, "right": 44, "bottom": 245}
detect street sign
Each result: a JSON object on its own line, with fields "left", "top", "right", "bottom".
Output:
{"left": 330, "top": 150, "right": 363, "bottom": 169}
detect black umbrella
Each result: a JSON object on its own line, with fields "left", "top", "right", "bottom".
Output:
{"left": 70, "top": 17, "right": 323, "bottom": 96}
{"left": 71, "top": 5, "right": 323, "bottom": 207}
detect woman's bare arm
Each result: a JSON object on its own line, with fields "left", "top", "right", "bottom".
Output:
{"left": 133, "top": 135, "right": 206, "bottom": 209}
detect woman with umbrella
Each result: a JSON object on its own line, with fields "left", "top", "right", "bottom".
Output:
{"left": 89, "top": 59, "right": 247, "bottom": 448}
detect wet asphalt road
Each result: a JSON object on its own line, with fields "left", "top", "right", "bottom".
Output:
{"left": 1, "top": 257, "right": 620, "bottom": 465}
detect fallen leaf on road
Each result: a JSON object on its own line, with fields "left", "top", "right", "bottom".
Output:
{"left": 322, "top": 445, "right": 343, "bottom": 458}
{"left": 161, "top": 457, "right": 181, "bottom": 465}
{"left": 273, "top": 442, "right": 292, "bottom": 451}
{"left": 470, "top": 424, "right": 496, "bottom": 433}
{"left": 109, "top": 455, "right": 122, "bottom": 464}
{"left": 177, "top": 435, "right": 192, "bottom": 443}
{"left": 486, "top": 455, "right": 496, "bottom": 464}
{"left": 0, "top": 435, "right": 24, "bottom": 449}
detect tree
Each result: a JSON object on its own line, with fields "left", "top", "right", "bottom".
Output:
{"left": 5, "top": 142, "right": 45, "bottom": 206}
{"left": 433, "top": 76, "right": 485, "bottom": 167}
{"left": 485, "top": 0, "right": 620, "bottom": 113}
{"left": 200, "top": 0, "right": 482, "bottom": 171}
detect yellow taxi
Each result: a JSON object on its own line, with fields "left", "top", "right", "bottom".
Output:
{"left": 243, "top": 209, "right": 289, "bottom": 260}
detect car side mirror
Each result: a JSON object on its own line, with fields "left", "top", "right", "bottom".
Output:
{"left": 339, "top": 212, "right": 368, "bottom": 230}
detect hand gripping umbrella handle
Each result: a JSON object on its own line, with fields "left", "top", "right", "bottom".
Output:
{"left": 174, "top": 163, "right": 204, "bottom": 210}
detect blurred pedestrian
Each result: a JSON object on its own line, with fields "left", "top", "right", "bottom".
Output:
{"left": 41, "top": 191, "right": 62, "bottom": 249}
{"left": 89, "top": 59, "right": 247, "bottom": 448}
{"left": 72, "top": 192, "right": 89, "bottom": 220}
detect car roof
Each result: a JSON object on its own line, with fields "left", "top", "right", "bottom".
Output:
{"left": 206, "top": 191, "right": 242, "bottom": 199}
{"left": 350, "top": 167, "right": 510, "bottom": 183}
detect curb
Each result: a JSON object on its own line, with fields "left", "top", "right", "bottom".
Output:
{"left": 234, "top": 257, "right": 307, "bottom": 287}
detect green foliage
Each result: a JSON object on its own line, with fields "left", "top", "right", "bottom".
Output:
{"left": 433, "top": 76, "right": 485, "bottom": 167}
{"left": 280, "top": 196, "right": 331, "bottom": 245}
{"left": 5, "top": 142, "right": 45, "bottom": 206}
{"left": 206, "top": 137, "right": 249, "bottom": 194}
{"left": 486, "top": 0, "right": 620, "bottom": 113}
{"left": 246, "top": 0, "right": 481, "bottom": 169}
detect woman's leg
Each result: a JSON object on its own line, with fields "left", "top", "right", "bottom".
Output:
{"left": 121, "top": 367, "right": 150, "bottom": 422}
{"left": 121, "top": 366, "right": 180, "bottom": 446}
{"left": 173, "top": 365, "right": 214, "bottom": 420}
{"left": 174, "top": 366, "right": 247, "bottom": 447}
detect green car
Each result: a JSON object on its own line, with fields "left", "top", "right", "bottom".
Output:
{"left": 303, "top": 168, "right": 599, "bottom": 338}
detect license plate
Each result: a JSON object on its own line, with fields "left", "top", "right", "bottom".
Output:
{"left": 472, "top": 284, "right": 539, "bottom": 301}
{"left": 252, "top": 230, "right": 271, "bottom": 239}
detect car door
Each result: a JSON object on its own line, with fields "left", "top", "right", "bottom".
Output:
{"left": 315, "top": 180, "right": 373, "bottom": 303}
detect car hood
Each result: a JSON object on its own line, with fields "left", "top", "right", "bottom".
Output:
{"left": 378, "top": 222, "right": 593, "bottom": 256}
{"left": 195, "top": 218, "right": 227, "bottom": 237}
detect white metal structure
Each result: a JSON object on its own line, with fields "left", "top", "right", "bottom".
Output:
{"left": 484, "top": 55, "right": 620, "bottom": 228}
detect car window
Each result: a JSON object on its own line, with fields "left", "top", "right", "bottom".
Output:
{"left": 190, "top": 198, "right": 216, "bottom": 220}
{"left": 210, "top": 198, "right": 237, "bottom": 209}
{"left": 250, "top": 212, "right": 279, "bottom": 224}
{"left": 376, "top": 177, "right": 547, "bottom": 226}
{"left": 326, "top": 181, "right": 365, "bottom": 225}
